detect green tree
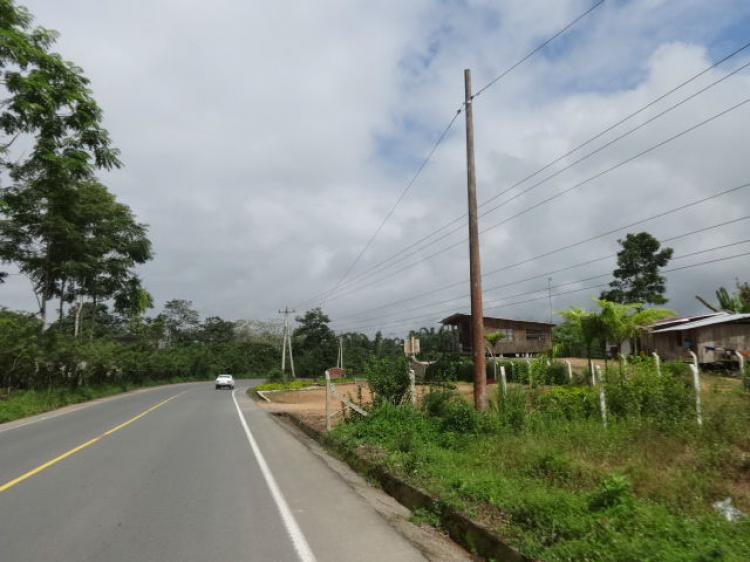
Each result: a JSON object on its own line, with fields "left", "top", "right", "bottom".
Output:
{"left": 200, "top": 316, "right": 236, "bottom": 344}
{"left": 163, "top": 299, "right": 200, "bottom": 345}
{"left": 558, "top": 306, "right": 605, "bottom": 373}
{"left": 0, "top": 308, "right": 41, "bottom": 391}
{"left": 1, "top": 180, "right": 152, "bottom": 328}
{"left": 715, "top": 281, "right": 750, "bottom": 313}
{"left": 293, "top": 308, "right": 336, "bottom": 377}
{"left": 596, "top": 299, "right": 673, "bottom": 356}
{"left": 0, "top": 3, "right": 125, "bottom": 323}
{"left": 601, "top": 232, "right": 673, "bottom": 305}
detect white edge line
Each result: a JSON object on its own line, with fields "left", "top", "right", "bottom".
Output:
{"left": 232, "top": 389, "right": 317, "bottom": 562}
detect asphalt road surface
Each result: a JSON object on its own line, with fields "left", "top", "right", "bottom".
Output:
{"left": 0, "top": 381, "right": 427, "bottom": 562}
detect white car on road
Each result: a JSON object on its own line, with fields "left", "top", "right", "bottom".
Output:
{"left": 215, "top": 374, "right": 235, "bottom": 390}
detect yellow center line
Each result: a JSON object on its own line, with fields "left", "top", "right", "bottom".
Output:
{"left": 0, "top": 392, "right": 183, "bottom": 494}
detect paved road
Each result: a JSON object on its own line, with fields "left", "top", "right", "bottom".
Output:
{"left": 0, "top": 381, "right": 427, "bottom": 562}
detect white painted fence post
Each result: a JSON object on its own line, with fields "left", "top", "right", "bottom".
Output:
{"left": 565, "top": 360, "right": 573, "bottom": 384}
{"left": 688, "top": 350, "right": 699, "bottom": 374}
{"left": 734, "top": 351, "right": 745, "bottom": 377}
{"left": 590, "top": 361, "right": 596, "bottom": 386}
{"left": 689, "top": 363, "right": 703, "bottom": 426}
{"left": 325, "top": 370, "right": 332, "bottom": 432}
{"left": 652, "top": 351, "right": 661, "bottom": 376}
{"left": 500, "top": 365, "right": 508, "bottom": 399}
{"left": 595, "top": 365, "right": 607, "bottom": 428}
{"left": 409, "top": 369, "right": 417, "bottom": 406}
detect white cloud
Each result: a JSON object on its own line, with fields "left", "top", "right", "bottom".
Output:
{"left": 2, "top": 0, "right": 749, "bottom": 334}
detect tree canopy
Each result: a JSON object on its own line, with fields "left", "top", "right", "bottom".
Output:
{"left": 601, "top": 232, "right": 673, "bottom": 305}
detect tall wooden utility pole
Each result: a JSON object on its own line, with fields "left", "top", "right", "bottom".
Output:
{"left": 464, "top": 68, "right": 487, "bottom": 411}
{"left": 279, "top": 306, "right": 296, "bottom": 379}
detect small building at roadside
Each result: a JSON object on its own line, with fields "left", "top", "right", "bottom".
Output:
{"left": 440, "top": 313, "right": 555, "bottom": 357}
{"left": 643, "top": 312, "right": 750, "bottom": 366}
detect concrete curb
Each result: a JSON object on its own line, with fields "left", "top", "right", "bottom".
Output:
{"left": 274, "top": 411, "right": 534, "bottom": 562}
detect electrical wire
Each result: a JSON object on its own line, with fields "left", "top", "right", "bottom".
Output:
{"left": 334, "top": 250, "right": 750, "bottom": 333}
{"left": 324, "top": 96, "right": 750, "bottom": 304}
{"left": 300, "top": 1, "right": 608, "bottom": 308}
{"left": 320, "top": 45, "right": 750, "bottom": 298}
{"left": 334, "top": 236, "right": 750, "bottom": 330}
{"left": 472, "top": 0, "right": 606, "bottom": 99}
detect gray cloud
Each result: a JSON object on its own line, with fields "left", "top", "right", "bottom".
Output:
{"left": 2, "top": 0, "right": 749, "bottom": 334}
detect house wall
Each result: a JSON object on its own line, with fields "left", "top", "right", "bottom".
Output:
{"left": 451, "top": 317, "right": 553, "bottom": 356}
{"left": 694, "top": 323, "right": 749, "bottom": 363}
{"left": 650, "top": 322, "right": 749, "bottom": 363}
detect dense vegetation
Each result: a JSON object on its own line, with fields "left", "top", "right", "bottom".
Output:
{"left": 333, "top": 356, "right": 750, "bottom": 561}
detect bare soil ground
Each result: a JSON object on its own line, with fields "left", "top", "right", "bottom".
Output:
{"left": 257, "top": 382, "right": 477, "bottom": 431}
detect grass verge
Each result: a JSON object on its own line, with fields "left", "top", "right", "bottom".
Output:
{"left": 0, "top": 376, "right": 206, "bottom": 424}
{"left": 252, "top": 377, "right": 354, "bottom": 393}
{"left": 329, "top": 378, "right": 750, "bottom": 561}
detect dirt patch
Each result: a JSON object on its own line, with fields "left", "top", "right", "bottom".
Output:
{"left": 256, "top": 382, "right": 479, "bottom": 430}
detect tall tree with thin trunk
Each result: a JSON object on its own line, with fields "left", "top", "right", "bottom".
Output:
{"left": 601, "top": 232, "right": 673, "bottom": 305}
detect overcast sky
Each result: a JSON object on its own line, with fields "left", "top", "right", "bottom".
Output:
{"left": 3, "top": 0, "right": 750, "bottom": 335}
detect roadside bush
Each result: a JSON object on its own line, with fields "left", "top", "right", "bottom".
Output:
{"left": 421, "top": 390, "right": 455, "bottom": 418}
{"left": 546, "top": 361, "right": 569, "bottom": 385}
{"left": 421, "top": 391, "right": 479, "bottom": 433}
{"left": 604, "top": 368, "right": 693, "bottom": 425}
{"left": 662, "top": 360, "right": 691, "bottom": 377}
{"left": 534, "top": 386, "right": 599, "bottom": 421}
{"left": 440, "top": 397, "right": 479, "bottom": 433}
{"left": 496, "top": 386, "right": 527, "bottom": 429}
{"left": 503, "top": 360, "right": 530, "bottom": 384}
{"left": 424, "top": 354, "right": 473, "bottom": 383}
{"left": 588, "top": 473, "right": 634, "bottom": 511}
{"left": 365, "top": 354, "right": 410, "bottom": 405}
{"left": 529, "top": 356, "right": 548, "bottom": 386}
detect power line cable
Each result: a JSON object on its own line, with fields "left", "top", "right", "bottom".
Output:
{"left": 335, "top": 236, "right": 750, "bottom": 330}
{"left": 309, "top": 108, "right": 462, "bottom": 307}
{"left": 301, "top": 1, "right": 607, "bottom": 308}
{"left": 336, "top": 250, "right": 750, "bottom": 333}
{"left": 322, "top": 45, "right": 750, "bottom": 296}
{"left": 331, "top": 186, "right": 750, "bottom": 320}
{"left": 324, "top": 96, "right": 750, "bottom": 303}
{"left": 472, "top": 0, "right": 606, "bottom": 99}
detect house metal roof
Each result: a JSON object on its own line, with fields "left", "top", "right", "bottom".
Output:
{"left": 440, "top": 313, "right": 555, "bottom": 328}
{"left": 647, "top": 312, "right": 724, "bottom": 328}
{"left": 651, "top": 312, "right": 750, "bottom": 333}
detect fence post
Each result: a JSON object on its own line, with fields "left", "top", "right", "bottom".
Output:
{"left": 325, "top": 369, "right": 332, "bottom": 432}
{"left": 734, "top": 351, "right": 745, "bottom": 376}
{"left": 409, "top": 369, "right": 417, "bottom": 406}
{"left": 689, "top": 363, "right": 703, "bottom": 426}
{"left": 688, "top": 350, "right": 699, "bottom": 374}
{"left": 589, "top": 361, "right": 596, "bottom": 387}
{"left": 652, "top": 351, "right": 661, "bottom": 376}
{"left": 565, "top": 360, "right": 573, "bottom": 384}
{"left": 595, "top": 365, "right": 607, "bottom": 428}
{"left": 500, "top": 365, "right": 508, "bottom": 399}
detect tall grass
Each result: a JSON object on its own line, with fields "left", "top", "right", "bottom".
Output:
{"left": 331, "top": 368, "right": 750, "bottom": 561}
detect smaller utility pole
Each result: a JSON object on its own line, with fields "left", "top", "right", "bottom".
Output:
{"left": 464, "top": 68, "right": 487, "bottom": 411}
{"left": 548, "top": 277, "right": 553, "bottom": 324}
{"left": 279, "top": 306, "right": 296, "bottom": 379}
{"left": 337, "top": 336, "right": 344, "bottom": 371}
